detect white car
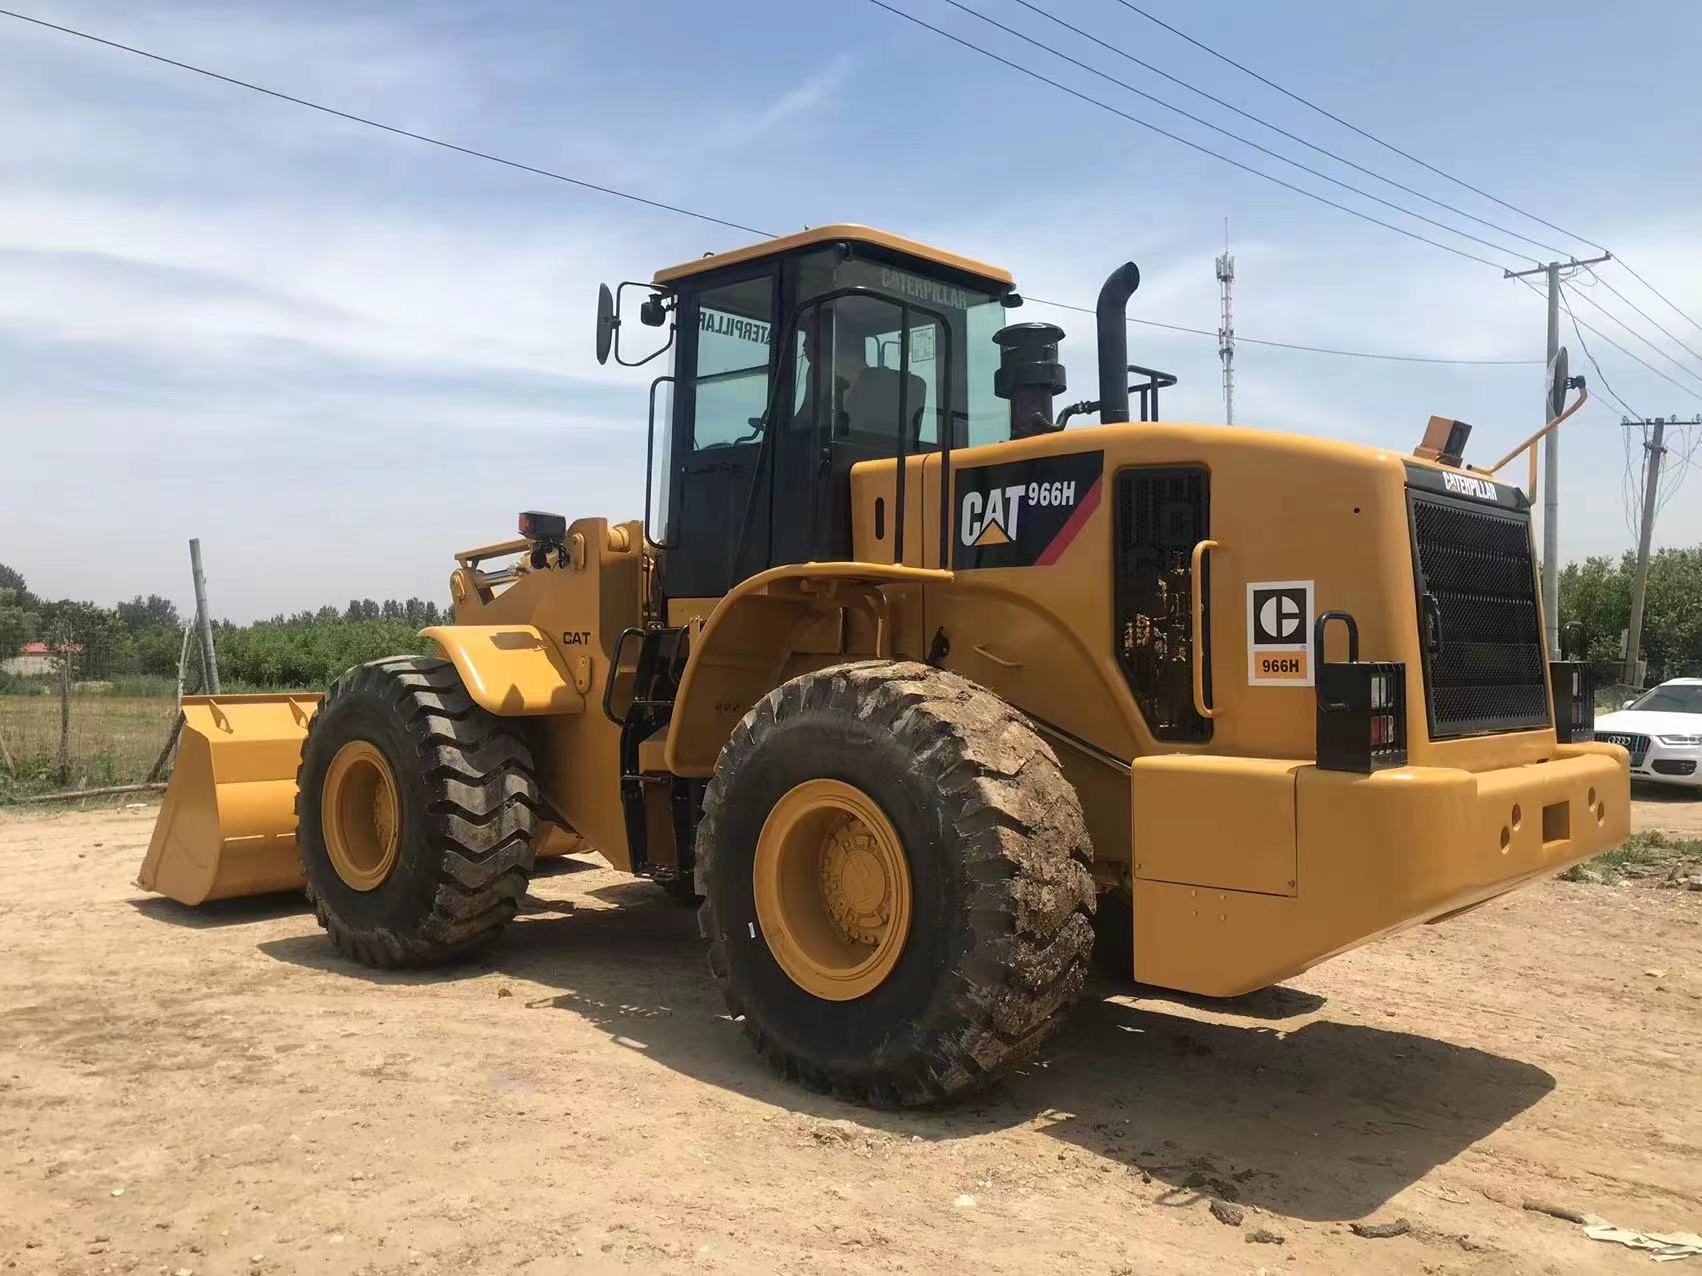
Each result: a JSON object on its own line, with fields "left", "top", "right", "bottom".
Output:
{"left": 1595, "top": 678, "right": 1702, "bottom": 791}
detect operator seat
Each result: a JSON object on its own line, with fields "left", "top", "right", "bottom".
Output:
{"left": 842, "top": 365, "right": 929, "bottom": 446}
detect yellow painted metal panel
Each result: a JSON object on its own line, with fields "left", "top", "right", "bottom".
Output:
{"left": 420, "top": 625, "right": 585, "bottom": 717}
{"left": 651, "top": 223, "right": 1012, "bottom": 286}
{"left": 1133, "top": 748, "right": 1629, "bottom": 996}
{"left": 1132, "top": 754, "right": 1303, "bottom": 897}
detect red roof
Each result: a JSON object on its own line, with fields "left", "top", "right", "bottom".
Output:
{"left": 17, "top": 641, "right": 82, "bottom": 655}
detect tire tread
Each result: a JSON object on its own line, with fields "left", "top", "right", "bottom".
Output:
{"left": 296, "top": 655, "right": 538, "bottom": 968}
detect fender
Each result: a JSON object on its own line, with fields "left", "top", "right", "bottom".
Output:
{"left": 419, "top": 624, "right": 586, "bottom": 717}
{"left": 663, "top": 562, "right": 952, "bottom": 776}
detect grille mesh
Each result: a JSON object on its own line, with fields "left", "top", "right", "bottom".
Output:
{"left": 1114, "top": 469, "right": 1210, "bottom": 742}
{"left": 1597, "top": 732, "right": 1649, "bottom": 766}
{"left": 1410, "top": 495, "right": 1550, "bottom": 737}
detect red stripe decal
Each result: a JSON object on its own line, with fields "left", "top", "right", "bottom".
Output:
{"left": 1034, "top": 475, "right": 1102, "bottom": 566}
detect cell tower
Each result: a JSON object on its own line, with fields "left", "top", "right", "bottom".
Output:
{"left": 1215, "top": 220, "right": 1235, "bottom": 425}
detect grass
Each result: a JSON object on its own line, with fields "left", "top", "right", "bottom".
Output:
{"left": 0, "top": 693, "right": 179, "bottom": 800}
{"left": 1560, "top": 830, "right": 1702, "bottom": 881}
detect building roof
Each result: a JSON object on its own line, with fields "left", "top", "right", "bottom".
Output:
{"left": 16, "top": 641, "right": 82, "bottom": 655}
{"left": 651, "top": 223, "right": 1014, "bottom": 288}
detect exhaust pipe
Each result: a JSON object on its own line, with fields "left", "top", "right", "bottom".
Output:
{"left": 1096, "top": 262, "right": 1142, "bottom": 425}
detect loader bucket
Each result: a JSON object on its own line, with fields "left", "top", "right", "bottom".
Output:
{"left": 137, "top": 693, "right": 323, "bottom": 905}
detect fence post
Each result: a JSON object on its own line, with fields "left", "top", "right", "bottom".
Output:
{"left": 57, "top": 657, "right": 71, "bottom": 786}
{"left": 145, "top": 622, "right": 194, "bottom": 784}
{"left": 189, "top": 538, "right": 221, "bottom": 695}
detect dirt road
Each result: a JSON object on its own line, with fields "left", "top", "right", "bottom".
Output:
{"left": 2, "top": 797, "right": 1699, "bottom": 1275}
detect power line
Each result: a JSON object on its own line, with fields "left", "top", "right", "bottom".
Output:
{"left": 1585, "top": 265, "right": 1702, "bottom": 372}
{"left": 1007, "top": 0, "right": 1577, "bottom": 259}
{"left": 1550, "top": 282, "right": 1644, "bottom": 538}
{"left": 1515, "top": 278, "right": 1702, "bottom": 408}
{"left": 1094, "top": 0, "right": 1702, "bottom": 379}
{"left": 1563, "top": 281, "right": 1702, "bottom": 393}
{"left": 1617, "top": 258, "right": 1702, "bottom": 339}
{"left": 863, "top": 0, "right": 1511, "bottom": 270}
{"left": 0, "top": 6, "right": 772, "bottom": 238}
{"left": 940, "top": 0, "right": 1538, "bottom": 266}
{"left": 1555, "top": 283, "right": 1639, "bottom": 418}
{"left": 0, "top": 5, "right": 1544, "bottom": 369}
{"left": 1105, "top": 0, "right": 1607, "bottom": 253}
{"left": 1026, "top": 296, "right": 1537, "bottom": 364}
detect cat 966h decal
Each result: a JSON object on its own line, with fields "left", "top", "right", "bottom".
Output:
{"left": 953, "top": 451, "right": 1103, "bottom": 569}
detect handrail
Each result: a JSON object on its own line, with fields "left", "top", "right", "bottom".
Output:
{"left": 644, "top": 374, "right": 677, "bottom": 549}
{"left": 454, "top": 538, "right": 530, "bottom": 568}
{"left": 1190, "top": 539, "right": 1219, "bottom": 721}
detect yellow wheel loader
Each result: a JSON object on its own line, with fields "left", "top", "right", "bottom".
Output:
{"left": 139, "top": 224, "right": 1630, "bottom": 1106}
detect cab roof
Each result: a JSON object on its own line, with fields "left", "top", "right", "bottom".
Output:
{"left": 651, "top": 223, "right": 1014, "bottom": 289}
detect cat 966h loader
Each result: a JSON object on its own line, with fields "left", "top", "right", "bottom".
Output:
{"left": 140, "top": 225, "right": 1629, "bottom": 1106}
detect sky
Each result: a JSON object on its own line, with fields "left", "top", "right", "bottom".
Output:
{"left": 2, "top": 0, "right": 1700, "bottom": 622}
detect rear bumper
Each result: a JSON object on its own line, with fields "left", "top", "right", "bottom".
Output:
{"left": 1131, "top": 742, "right": 1630, "bottom": 997}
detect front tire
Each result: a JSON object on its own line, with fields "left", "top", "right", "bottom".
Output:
{"left": 295, "top": 655, "right": 539, "bottom": 967}
{"left": 696, "top": 661, "right": 1094, "bottom": 1106}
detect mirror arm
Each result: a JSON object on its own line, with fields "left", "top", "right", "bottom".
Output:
{"left": 1476, "top": 381, "right": 1588, "bottom": 477}
{"left": 612, "top": 281, "right": 676, "bottom": 368}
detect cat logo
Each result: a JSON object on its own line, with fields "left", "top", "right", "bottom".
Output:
{"left": 960, "top": 484, "right": 1029, "bottom": 548}
{"left": 1441, "top": 471, "right": 1502, "bottom": 502}
{"left": 952, "top": 451, "right": 1103, "bottom": 570}
{"left": 1246, "top": 580, "right": 1315, "bottom": 686}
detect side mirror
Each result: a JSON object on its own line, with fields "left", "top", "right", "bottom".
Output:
{"left": 595, "top": 283, "right": 618, "bottom": 366}
{"left": 1547, "top": 347, "right": 1569, "bottom": 421}
{"left": 1623, "top": 698, "right": 1637, "bottom": 709}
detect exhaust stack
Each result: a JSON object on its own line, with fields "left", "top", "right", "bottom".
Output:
{"left": 1096, "top": 262, "right": 1142, "bottom": 424}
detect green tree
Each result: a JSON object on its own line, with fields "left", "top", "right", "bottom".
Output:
{"left": 0, "top": 562, "right": 33, "bottom": 607}
{"left": 116, "top": 594, "right": 181, "bottom": 631}
{"left": 0, "top": 585, "right": 39, "bottom": 659}
{"left": 1560, "top": 546, "right": 1702, "bottom": 682}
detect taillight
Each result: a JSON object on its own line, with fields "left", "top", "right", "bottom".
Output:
{"left": 1550, "top": 661, "right": 1594, "bottom": 744}
{"left": 1315, "top": 611, "right": 1408, "bottom": 774}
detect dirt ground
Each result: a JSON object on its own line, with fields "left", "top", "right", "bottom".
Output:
{"left": 2, "top": 790, "right": 1699, "bottom": 1276}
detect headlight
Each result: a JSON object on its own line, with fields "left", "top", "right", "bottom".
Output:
{"left": 1658, "top": 734, "right": 1702, "bottom": 746}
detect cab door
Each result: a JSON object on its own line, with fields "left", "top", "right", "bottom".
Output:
{"left": 662, "top": 266, "right": 780, "bottom": 599}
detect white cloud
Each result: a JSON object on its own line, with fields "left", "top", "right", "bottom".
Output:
{"left": 2, "top": 0, "right": 1699, "bottom": 625}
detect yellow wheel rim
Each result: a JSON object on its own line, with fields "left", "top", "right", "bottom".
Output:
{"left": 322, "top": 740, "right": 401, "bottom": 892}
{"left": 753, "top": 778, "right": 912, "bottom": 1002}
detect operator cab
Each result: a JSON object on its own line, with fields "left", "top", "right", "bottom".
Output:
{"left": 602, "top": 225, "right": 1019, "bottom": 600}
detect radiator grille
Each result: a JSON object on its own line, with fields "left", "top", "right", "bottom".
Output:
{"left": 1409, "top": 494, "right": 1550, "bottom": 738}
{"left": 1596, "top": 732, "right": 1649, "bottom": 766}
{"left": 1114, "top": 468, "right": 1210, "bottom": 742}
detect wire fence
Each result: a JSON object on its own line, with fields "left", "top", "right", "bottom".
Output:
{"left": 0, "top": 589, "right": 443, "bottom": 802}
{"left": 0, "top": 616, "right": 190, "bottom": 800}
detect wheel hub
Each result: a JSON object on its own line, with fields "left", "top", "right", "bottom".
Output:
{"left": 819, "top": 819, "right": 891, "bottom": 946}
{"left": 752, "top": 778, "right": 912, "bottom": 1002}
{"left": 322, "top": 739, "right": 401, "bottom": 892}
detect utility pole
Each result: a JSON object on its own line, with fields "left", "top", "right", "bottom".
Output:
{"left": 1504, "top": 252, "right": 1612, "bottom": 655}
{"left": 1216, "top": 220, "right": 1235, "bottom": 425}
{"left": 189, "top": 538, "right": 221, "bottom": 695}
{"left": 1622, "top": 415, "right": 1701, "bottom": 687}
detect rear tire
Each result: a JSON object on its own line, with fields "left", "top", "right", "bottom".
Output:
{"left": 295, "top": 655, "right": 539, "bottom": 967}
{"left": 696, "top": 660, "right": 1094, "bottom": 1106}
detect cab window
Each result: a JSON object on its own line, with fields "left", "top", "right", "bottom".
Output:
{"left": 690, "top": 275, "right": 775, "bottom": 450}
{"left": 821, "top": 295, "right": 945, "bottom": 449}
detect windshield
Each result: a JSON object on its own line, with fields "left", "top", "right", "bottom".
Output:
{"left": 797, "top": 253, "right": 1011, "bottom": 449}
{"left": 1628, "top": 683, "right": 1702, "bottom": 715}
